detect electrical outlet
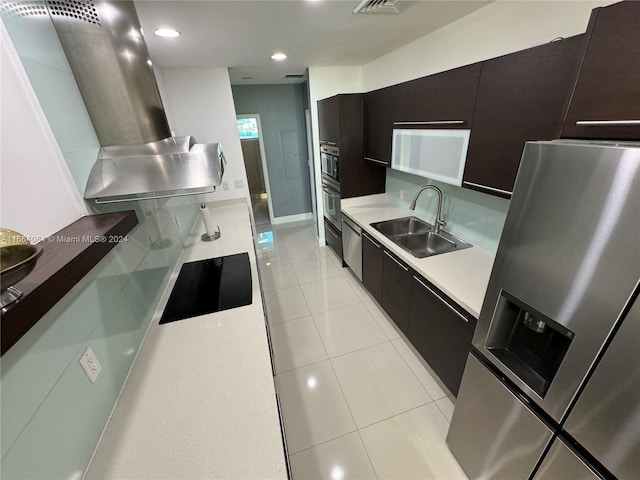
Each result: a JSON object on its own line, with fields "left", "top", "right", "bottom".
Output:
{"left": 222, "top": 181, "right": 229, "bottom": 191}
{"left": 79, "top": 347, "right": 102, "bottom": 383}
{"left": 399, "top": 189, "right": 405, "bottom": 200}
{"left": 233, "top": 178, "right": 244, "bottom": 189}
{"left": 174, "top": 215, "right": 181, "bottom": 230}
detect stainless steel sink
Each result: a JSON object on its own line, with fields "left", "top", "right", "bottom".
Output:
{"left": 370, "top": 216, "right": 472, "bottom": 258}
{"left": 373, "top": 216, "right": 432, "bottom": 237}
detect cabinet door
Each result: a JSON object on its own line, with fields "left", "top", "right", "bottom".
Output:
{"left": 362, "top": 231, "right": 383, "bottom": 303}
{"left": 324, "top": 218, "right": 342, "bottom": 259}
{"left": 463, "top": 36, "right": 582, "bottom": 197}
{"left": 562, "top": 1, "right": 640, "bottom": 140}
{"left": 393, "top": 64, "right": 480, "bottom": 128}
{"left": 339, "top": 94, "right": 386, "bottom": 199}
{"left": 318, "top": 96, "right": 339, "bottom": 145}
{"left": 408, "top": 275, "right": 476, "bottom": 396}
{"left": 364, "top": 86, "right": 395, "bottom": 167}
{"left": 381, "top": 250, "right": 412, "bottom": 334}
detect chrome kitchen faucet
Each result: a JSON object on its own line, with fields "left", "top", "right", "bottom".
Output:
{"left": 409, "top": 185, "right": 446, "bottom": 234}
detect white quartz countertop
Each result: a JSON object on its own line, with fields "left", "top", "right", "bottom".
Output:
{"left": 86, "top": 200, "right": 287, "bottom": 480}
{"left": 341, "top": 194, "right": 496, "bottom": 318}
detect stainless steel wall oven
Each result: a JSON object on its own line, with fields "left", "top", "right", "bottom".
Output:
{"left": 321, "top": 145, "right": 341, "bottom": 232}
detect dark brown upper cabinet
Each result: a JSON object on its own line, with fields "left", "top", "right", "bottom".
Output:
{"left": 463, "top": 36, "right": 583, "bottom": 197}
{"left": 393, "top": 64, "right": 481, "bottom": 129}
{"left": 317, "top": 95, "right": 339, "bottom": 145}
{"left": 317, "top": 94, "right": 385, "bottom": 199}
{"left": 363, "top": 86, "right": 396, "bottom": 167}
{"left": 562, "top": 1, "right": 640, "bottom": 140}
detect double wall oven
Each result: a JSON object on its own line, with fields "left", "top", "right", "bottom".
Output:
{"left": 321, "top": 144, "right": 340, "bottom": 228}
{"left": 320, "top": 144, "right": 342, "bottom": 255}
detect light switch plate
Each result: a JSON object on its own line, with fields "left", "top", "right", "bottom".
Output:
{"left": 233, "top": 178, "right": 244, "bottom": 189}
{"left": 79, "top": 347, "right": 102, "bottom": 383}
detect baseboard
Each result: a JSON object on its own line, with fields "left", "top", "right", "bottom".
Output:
{"left": 271, "top": 212, "right": 313, "bottom": 225}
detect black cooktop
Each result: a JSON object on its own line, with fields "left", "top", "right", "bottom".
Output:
{"left": 159, "top": 252, "right": 252, "bottom": 324}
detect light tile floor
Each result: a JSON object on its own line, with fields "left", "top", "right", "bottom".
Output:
{"left": 256, "top": 221, "right": 466, "bottom": 480}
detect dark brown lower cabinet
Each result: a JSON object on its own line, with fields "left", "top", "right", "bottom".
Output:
{"left": 324, "top": 219, "right": 342, "bottom": 260}
{"left": 408, "top": 275, "right": 477, "bottom": 397}
{"left": 381, "top": 250, "right": 412, "bottom": 335}
{"left": 362, "top": 231, "right": 383, "bottom": 303}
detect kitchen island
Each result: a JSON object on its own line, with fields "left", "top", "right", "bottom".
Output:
{"left": 85, "top": 199, "right": 287, "bottom": 479}
{"left": 341, "top": 194, "right": 495, "bottom": 318}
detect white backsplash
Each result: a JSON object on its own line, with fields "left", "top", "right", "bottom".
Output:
{"left": 386, "top": 169, "right": 510, "bottom": 253}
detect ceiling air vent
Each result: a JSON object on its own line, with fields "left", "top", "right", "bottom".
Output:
{"left": 283, "top": 74, "right": 305, "bottom": 79}
{"left": 353, "top": 0, "right": 415, "bottom": 14}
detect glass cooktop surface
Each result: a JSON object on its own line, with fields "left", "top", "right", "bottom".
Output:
{"left": 159, "top": 252, "right": 252, "bottom": 324}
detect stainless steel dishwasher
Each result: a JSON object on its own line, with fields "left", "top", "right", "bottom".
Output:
{"left": 341, "top": 215, "right": 362, "bottom": 281}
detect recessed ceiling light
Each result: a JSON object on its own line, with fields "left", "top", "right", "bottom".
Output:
{"left": 154, "top": 28, "right": 180, "bottom": 38}
{"left": 271, "top": 52, "right": 287, "bottom": 61}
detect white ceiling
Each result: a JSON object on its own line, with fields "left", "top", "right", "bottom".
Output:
{"left": 135, "top": 0, "right": 490, "bottom": 85}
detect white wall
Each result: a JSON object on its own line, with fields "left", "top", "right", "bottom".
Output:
{"left": 362, "top": 0, "right": 615, "bottom": 91}
{"left": 157, "top": 67, "right": 248, "bottom": 203}
{"left": 0, "top": 22, "right": 86, "bottom": 239}
{"left": 307, "top": 66, "right": 363, "bottom": 243}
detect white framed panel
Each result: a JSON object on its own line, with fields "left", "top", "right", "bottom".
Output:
{"left": 391, "top": 129, "right": 470, "bottom": 186}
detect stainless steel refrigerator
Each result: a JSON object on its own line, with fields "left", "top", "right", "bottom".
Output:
{"left": 447, "top": 140, "right": 640, "bottom": 479}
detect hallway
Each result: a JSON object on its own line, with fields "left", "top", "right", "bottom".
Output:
{"left": 255, "top": 220, "right": 465, "bottom": 479}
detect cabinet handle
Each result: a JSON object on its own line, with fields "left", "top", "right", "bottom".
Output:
{"left": 326, "top": 227, "right": 338, "bottom": 239}
{"left": 463, "top": 181, "right": 512, "bottom": 196}
{"left": 413, "top": 275, "right": 468, "bottom": 323}
{"left": 575, "top": 120, "right": 640, "bottom": 126}
{"left": 384, "top": 250, "right": 408, "bottom": 272}
{"left": 393, "top": 120, "right": 465, "bottom": 126}
{"left": 363, "top": 231, "right": 381, "bottom": 249}
{"left": 364, "top": 157, "right": 388, "bottom": 166}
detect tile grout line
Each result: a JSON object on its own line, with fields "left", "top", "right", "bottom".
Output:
{"left": 389, "top": 338, "right": 447, "bottom": 403}
{"left": 266, "top": 222, "right": 443, "bottom": 476}
{"left": 355, "top": 430, "right": 381, "bottom": 480}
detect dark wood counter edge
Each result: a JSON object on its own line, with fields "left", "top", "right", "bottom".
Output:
{"left": 1, "top": 210, "right": 139, "bottom": 356}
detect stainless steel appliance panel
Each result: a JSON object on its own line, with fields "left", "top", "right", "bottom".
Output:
{"left": 322, "top": 185, "right": 341, "bottom": 231}
{"left": 563, "top": 293, "right": 640, "bottom": 479}
{"left": 447, "top": 354, "right": 554, "bottom": 480}
{"left": 474, "top": 141, "right": 640, "bottom": 421}
{"left": 49, "top": 0, "right": 171, "bottom": 146}
{"left": 320, "top": 145, "right": 340, "bottom": 182}
{"left": 341, "top": 215, "right": 362, "bottom": 281}
{"left": 84, "top": 142, "right": 225, "bottom": 203}
{"left": 534, "top": 438, "right": 600, "bottom": 479}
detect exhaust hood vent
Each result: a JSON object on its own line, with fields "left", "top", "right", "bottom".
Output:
{"left": 353, "top": 0, "right": 415, "bottom": 14}
{"left": 48, "top": 0, "right": 100, "bottom": 25}
{"left": 1, "top": 1, "right": 48, "bottom": 19}
{"left": 84, "top": 137, "right": 226, "bottom": 204}
{"left": 39, "top": 0, "right": 226, "bottom": 203}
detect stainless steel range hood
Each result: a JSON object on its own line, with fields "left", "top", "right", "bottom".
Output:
{"left": 46, "top": 0, "right": 224, "bottom": 203}
{"left": 84, "top": 137, "right": 225, "bottom": 204}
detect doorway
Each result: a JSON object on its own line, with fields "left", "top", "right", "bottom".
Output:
{"left": 237, "top": 114, "right": 274, "bottom": 225}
